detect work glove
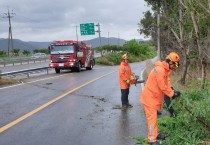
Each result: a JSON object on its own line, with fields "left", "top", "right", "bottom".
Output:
{"left": 172, "top": 91, "right": 181, "bottom": 99}
{"left": 125, "top": 80, "right": 130, "bottom": 84}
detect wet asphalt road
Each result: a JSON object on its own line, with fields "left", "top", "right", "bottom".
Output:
{"left": 0, "top": 62, "right": 147, "bottom": 145}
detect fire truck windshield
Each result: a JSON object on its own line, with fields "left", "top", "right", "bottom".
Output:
{"left": 50, "top": 45, "right": 74, "bottom": 54}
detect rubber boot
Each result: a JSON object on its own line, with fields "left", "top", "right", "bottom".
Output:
{"left": 157, "top": 134, "right": 168, "bottom": 140}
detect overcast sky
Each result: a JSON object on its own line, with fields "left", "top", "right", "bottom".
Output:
{"left": 0, "top": 0, "right": 150, "bottom": 42}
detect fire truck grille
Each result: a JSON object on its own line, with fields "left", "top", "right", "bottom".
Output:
{"left": 53, "top": 56, "right": 70, "bottom": 63}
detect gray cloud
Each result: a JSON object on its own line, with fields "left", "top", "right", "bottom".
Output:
{"left": 0, "top": 0, "right": 150, "bottom": 42}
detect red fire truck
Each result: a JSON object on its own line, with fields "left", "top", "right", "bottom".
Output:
{"left": 48, "top": 40, "right": 95, "bottom": 73}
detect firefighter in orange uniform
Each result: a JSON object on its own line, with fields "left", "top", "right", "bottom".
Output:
{"left": 119, "top": 53, "right": 134, "bottom": 109}
{"left": 140, "top": 52, "right": 181, "bottom": 145}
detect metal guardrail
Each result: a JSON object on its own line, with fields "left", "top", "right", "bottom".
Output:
{"left": 0, "top": 57, "right": 49, "bottom": 67}
{"left": 0, "top": 67, "right": 50, "bottom": 78}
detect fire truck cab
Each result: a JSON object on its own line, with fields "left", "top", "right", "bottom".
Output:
{"left": 48, "top": 40, "right": 95, "bottom": 73}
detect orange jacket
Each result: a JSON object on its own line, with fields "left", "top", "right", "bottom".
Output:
{"left": 140, "top": 61, "right": 174, "bottom": 110}
{"left": 119, "top": 61, "right": 134, "bottom": 89}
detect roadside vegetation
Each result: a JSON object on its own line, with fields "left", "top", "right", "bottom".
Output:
{"left": 95, "top": 39, "right": 156, "bottom": 65}
{"left": 134, "top": 0, "right": 210, "bottom": 144}
{"left": 135, "top": 79, "right": 210, "bottom": 145}
{"left": 0, "top": 78, "right": 19, "bottom": 86}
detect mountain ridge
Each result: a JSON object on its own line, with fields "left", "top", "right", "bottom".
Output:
{"left": 0, "top": 37, "right": 143, "bottom": 52}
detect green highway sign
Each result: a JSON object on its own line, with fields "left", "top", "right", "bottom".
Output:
{"left": 80, "top": 23, "right": 95, "bottom": 35}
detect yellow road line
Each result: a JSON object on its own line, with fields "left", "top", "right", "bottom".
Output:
{"left": 0, "top": 71, "right": 116, "bottom": 133}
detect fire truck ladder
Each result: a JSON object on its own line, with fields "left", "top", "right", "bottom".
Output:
{"left": 85, "top": 50, "right": 91, "bottom": 67}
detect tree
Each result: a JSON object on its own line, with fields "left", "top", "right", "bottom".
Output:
{"left": 0, "top": 50, "right": 6, "bottom": 57}
{"left": 140, "top": 0, "right": 210, "bottom": 89}
{"left": 186, "top": 0, "right": 210, "bottom": 89}
{"left": 23, "top": 50, "right": 31, "bottom": 56}
{"left": 33, "top": 48, "right": 48, "bottom": 54}
{"left": 138, "top": 11, "right": 156, "bottom": 38}
{"left": 12, "top": 48, "right": 20, "bottom": 56}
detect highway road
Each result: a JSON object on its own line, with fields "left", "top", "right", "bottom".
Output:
{"left": 0, "top": 61, "right": 147, "bottom": 145}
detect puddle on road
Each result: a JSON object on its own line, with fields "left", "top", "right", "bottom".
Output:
{"left": 89, "top": 95, "right": 106, "bottom": 102}
{"left": 45, "top": 82, "right": 53, "bottom": 85}
{"left": 112, "top": 105, "right": 133, "bottom": 111}
{"left": 112, "top": 105, "right": 122, "bottom": 109}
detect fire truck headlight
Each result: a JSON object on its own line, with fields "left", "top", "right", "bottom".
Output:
{"left": 70, "top": 62, "right": 74, "bottom": 66}
{"left": 69, "top": 59, "right": 76, "bottom": 62}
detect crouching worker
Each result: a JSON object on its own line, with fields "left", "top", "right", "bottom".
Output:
{"left": 119, "top": 53, "right": 135, "bottom": 110}
{"left": 139, "top": 52, "right": 181, "bottom": 145}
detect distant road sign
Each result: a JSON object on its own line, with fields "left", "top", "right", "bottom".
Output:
{"left": 80, "top": 23, "right": 95, "bottom": 35}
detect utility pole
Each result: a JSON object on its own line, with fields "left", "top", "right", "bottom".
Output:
{"left": 95, "top": 23, "right": 102, "bottom": 56}
{"left": 118, "top": 33, "right": 120, "bottom": 46}
{"left": 108, "top": 32, "right": 110, "bottom": 45}
{"left": 73, "top": 24, "right": 79, "bottom": 42}
{"left": 95, "top": 23, "right": 101, "bottom": 47}
{"left": 3, "top": 9, "right": 15, "bottom": 56}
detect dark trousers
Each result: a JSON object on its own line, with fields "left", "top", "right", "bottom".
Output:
{"left": 164, "top": 95, "right": 174, "bottom": 116}
{"left": 121, "top": 88, "right": 129, "bottom": 106}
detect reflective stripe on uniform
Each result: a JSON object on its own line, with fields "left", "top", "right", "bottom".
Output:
{"left": 149, "top": 124, "right": 154, "bottom": 142}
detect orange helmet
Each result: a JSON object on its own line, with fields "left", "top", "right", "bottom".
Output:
{"left": 122, "top": 53, "right": 128, "bottom": 59}
{"left": 166, "top": 52, "right": 180, "bottom": 68}
{"left": 166, "top": 52, "right": 180, "bottom": 62}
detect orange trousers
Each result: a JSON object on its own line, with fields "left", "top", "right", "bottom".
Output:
{"left": 144, "top": 105, "right": 158, "bottom": 142}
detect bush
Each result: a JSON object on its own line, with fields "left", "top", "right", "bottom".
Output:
{"left": 0, "top": 49, "right": 7, "bottom": 57}
{"left": 95, "top": 40, "right": 156, "bottom": 65}
{"left": 123, "top": 40, "right": 156, "bottom": 59}
{"left": 23, "top": 50, "right": 31, "bottom": 56}
{"left": 95, "top": 53, "right": 121, "bottom": 65}
{"left": 95, "top": 57, "right": 115, "bottom": 66}
{"left": 33, "top": 48, "right": 49, "bottom": 54}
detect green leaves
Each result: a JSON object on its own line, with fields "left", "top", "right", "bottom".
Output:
{"left": 95, "top": 40, "right": 156, "bottom": 65}
{"left": 138, "top": 10, "right": 156, "bottom": 38}
{"left": 123, "top": 40, "right": 156, "bottom": 58}
{"left": 134, "top": 86, "right": 210, "bottom": 144}
{"left": 159, "top": 89, "right": 210, "bottom": 144}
